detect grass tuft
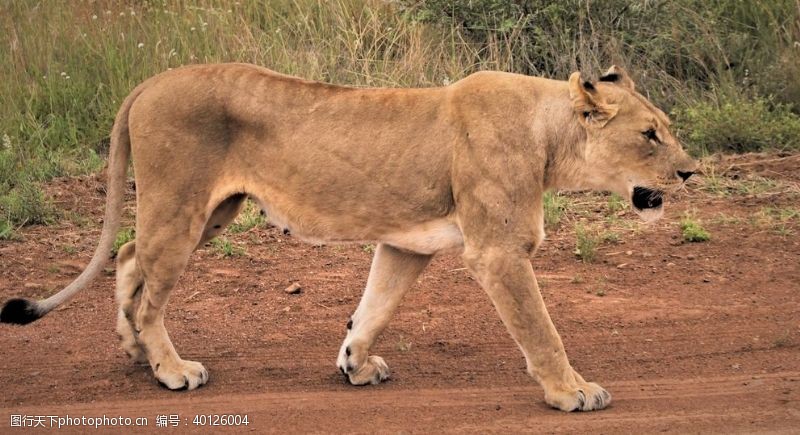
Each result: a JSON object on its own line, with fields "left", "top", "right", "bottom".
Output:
{"left": 574, "top": 223, "right": 599, "bottom": 262}
{"left": 228, "top": 200, "right": 267, "bottom": 234}
{"left": 543, "top": 192, "right": 567, "bottom": 230}
{"left": 112, "top": 227, "right": 135, "bottom": 256}
{"left": 210, "top": 237, "right": 245, "bottom": 258}
{"left": 680, "top": 216, "right": 711, "bottom": 242}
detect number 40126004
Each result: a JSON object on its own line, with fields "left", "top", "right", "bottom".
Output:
{"left": 192, "top": 414, "right": 249, "bottom": 426}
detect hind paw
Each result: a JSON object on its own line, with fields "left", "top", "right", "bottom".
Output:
{"left": 544, "top": 378, "right": 611, "bottom": 412}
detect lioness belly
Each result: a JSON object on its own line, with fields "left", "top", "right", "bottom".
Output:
{"left": 254, "top": 196, "right": 462, "bottom": 254}
{"left": 381, "top": 218, "right": 464, "bottom": 254}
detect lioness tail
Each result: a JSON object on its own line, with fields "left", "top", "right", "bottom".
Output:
{"left": 1, "top": 85, "right": 145, "bottom": 325}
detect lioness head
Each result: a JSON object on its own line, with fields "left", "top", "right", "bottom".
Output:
{"left": 568, "top": 65, "right": 697, "bottom": 222}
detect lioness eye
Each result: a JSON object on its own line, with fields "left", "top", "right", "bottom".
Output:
{"left": 642, "top": 129, "right": 657, "bottom": 141}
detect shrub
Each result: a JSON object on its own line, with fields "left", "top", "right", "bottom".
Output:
{"left": 674, "top": 96, "right": 800, "bottom": 155}
{"left": 0, "top": 182, "right": 58, "bottom": 227}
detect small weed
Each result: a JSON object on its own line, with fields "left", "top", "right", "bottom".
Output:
{"left": 595, "top": 288, "right": 606, "bottom": 297}
{"left": 697, "top": 163, "right": 730, "bottom": 196}
{"left": 602, "top": 230, "right": 621, "bottom": 244}
{"left": 773, "top": 332, "right": 792, "bottom": 348}
{"left": 711, "top": 213, "right": 742, "bottom": 225}
{"left": 574, "top": 224, "right": 599, "bottom": 262}
{"left": 606, "top": 193, "right": 627, "bottom": 214}
{"left": 571, "top": 274, "right": 584, "bottom": 284}
{"left": 228, "top": 200, "right": 266, "bottom": 234}
{"left": 62, "top": 244, "right": 77, "bottom": 255}
{"left": 680, "top": 216, "right": 711, "bottom": 242}
{"left": 753, "top": 206, "right": 799, "bottom": 236}
{"left": 112, "top": 227, "right": 135, "bottom": 256}
{"left": 65, "top": 211, "right": 91, "bottom": 228}
{"left": 210, "top": 237, "right": 245, "bottom": 258}
{"left": 773, "top": 224, "right": 794, "bottom": 237}
{"left": 47, "top": 265, "right": 60, "bottom": 274}
{"left": 543, "top": 192, "right": 568, "bottom": 229}
{"left": 397, "top": 335, "right": 412, "bottom": 352}
{"left": 0, "top": 220, "right": 16, "bottom": 240}
{"left": 362, "top": 244, "right": 376, "bottom": 254}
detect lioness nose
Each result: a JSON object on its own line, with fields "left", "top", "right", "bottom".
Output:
{"left": 677, "top": 170, "right": 694, "bottom": 181}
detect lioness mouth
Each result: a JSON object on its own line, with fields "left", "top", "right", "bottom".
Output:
{"left": 632, "top": 186, "right": 663, "bottom": 210}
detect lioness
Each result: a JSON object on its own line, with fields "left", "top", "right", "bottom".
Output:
{"left": 2, "top": 64, "right": 695, "bottom": 411}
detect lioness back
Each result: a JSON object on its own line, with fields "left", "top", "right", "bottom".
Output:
{"left": 129, "top": 63, "right": 482, "bottom": 244}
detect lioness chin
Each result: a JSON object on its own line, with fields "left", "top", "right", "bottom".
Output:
{"left": 1, "top": 63, "right": 695, "bottom": 411}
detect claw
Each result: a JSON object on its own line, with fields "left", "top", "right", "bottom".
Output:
{"left": 575, "top": 389, "right": 586, "bottom": 411}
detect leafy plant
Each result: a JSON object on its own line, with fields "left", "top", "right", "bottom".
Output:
{"left": 680, "top": 216, "right": 711, "bottom": 242}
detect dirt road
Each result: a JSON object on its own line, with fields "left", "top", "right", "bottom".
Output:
{"left": 1, "top": 154, "right": 798, "bottom": 433}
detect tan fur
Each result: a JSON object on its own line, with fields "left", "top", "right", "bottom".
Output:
{"left": 59, "top": 63, "right": 695, "bottom": 410}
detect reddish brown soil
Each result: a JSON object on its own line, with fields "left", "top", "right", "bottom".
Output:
{"left": 1, "top": 154, "right": 799, "bottom": 433}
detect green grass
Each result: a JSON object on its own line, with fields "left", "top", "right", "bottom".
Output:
{"left": 606, "top": 194, "right": 627, "bottom": 214}
{"left": 752, "top": 206, "right": 799, "bottom": 236}
{"left": 0, "top": 182, "right": 58, "bottom": 234}
{"left": 112, "top": 227, "right": 135, "bottom": 256}
{"left": 228, "top": 200, "right": 266, "bottom": 234}
{"left": 680, "top": 216, "right": 711, "bottom": 242}
{"left": 210, "top": 237, "right": 245, "bottom": 258}
{"left": 0, "top": 219, "right": 16, "bottom": 240}
{"left": 574, "top": 223, "right": 599, "bottom": 262}
{"left": 543, "top": 192, "right": 568, "bottom": 230}
{"left": 675, "top": 96, "right": 800, "bottom": 155}
{"left": 601, "top": 230, "right": 621, "bottom": 244}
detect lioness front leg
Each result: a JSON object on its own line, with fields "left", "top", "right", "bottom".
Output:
{"left": 463, "top": 246, "right": 610, "bottom": 411}
{"left": 337, "top": 244, "right": 431, "bottom": 385}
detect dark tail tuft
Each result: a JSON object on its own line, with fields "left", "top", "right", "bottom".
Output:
{"left": 1, "top": 298, "right": 43, "bottom": 325}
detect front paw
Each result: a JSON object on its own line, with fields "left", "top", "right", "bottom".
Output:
{"left": 337, "top": 344, "right": 390, "bottom": 385}
{"left": 154, "top": 359, "right": 209, "bottom": 390}
{"left": 342, "top": 355, "right": 390, "bottom": 385}
{"left": 544, "top": 376, "right": 611, "bottom": 411}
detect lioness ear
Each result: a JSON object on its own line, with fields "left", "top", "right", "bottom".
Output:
{"left": 568, "top": 72, "right": 619, "bottom": 128}
{"left": 599, "top": 65, "right": 635, "bottom": 91}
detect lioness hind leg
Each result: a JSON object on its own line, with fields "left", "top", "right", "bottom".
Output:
{"left": 114, "top": 194, "right": 246, "bottom": 365}
{"left": 132, "top": 202, "right": 214, "bottom": 391}
{"left": 337, "top": 244, "right": 431, "bottom": 385}
{"left": 115, "top": 240, "right": 146, "bottom": 362}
